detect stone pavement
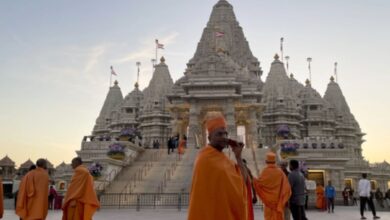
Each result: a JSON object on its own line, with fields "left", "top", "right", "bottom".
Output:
{"left": 3, "top": 206, "right": 390, "bottom": 220}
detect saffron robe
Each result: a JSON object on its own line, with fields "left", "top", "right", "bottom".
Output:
{"left": 254, "top": 164, "right": 291, "bottom": 220}
{"left": 188, "top": 145, "right": 248, "bottom": 220}
{"left": 62, "top": 165, "right": 100, "bottom": 220}
{"left": 316, "top": 185, "right": 326, "bottom": 210}
{"left": 178, "top": 139, "right": 185, "bottom": 155}
{"left": 246, "top": 177, "right": 255, "bottom": 220}
{"left": 16, "top": 167, "right": 49, "bottom": 220}
{"left": 0, "top": 178, "right": 3, "bottom": 219}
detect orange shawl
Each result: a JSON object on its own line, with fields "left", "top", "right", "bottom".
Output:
{"left": 0, "top": 178, "right": 3, "bottom": 219}
{"left": 178, "top": 139, "right": 185, "bottom": 155}
{"left": 316, "top": 185, "right": 325, "bottom": 209}
{"left": 188, "top": 145, "right": 248, "bottom": 220}
{"left": 16, "top": 167, "right": 49, "bottom": 220}
{"left": 62, "top": 165, "right": 100, "bottom": 220}
{"left": 254, "top": 164, "right": 291, "bottom": 220}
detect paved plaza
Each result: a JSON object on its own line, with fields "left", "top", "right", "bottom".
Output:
{"left": 3, "top": 206, "right": 390, "bottom": 220}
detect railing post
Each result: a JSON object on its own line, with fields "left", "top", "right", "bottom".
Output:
{"left": 119, "top": 193, "right": 122, "bottom": 209}
{"left": 178, "top": 192, "right": 182, "bottom": 211}
{"left": 154, "top": 194, "right": 156, "bottom": 209}
{"left": 136, "top": 193, "right": 141, "bottom": 211}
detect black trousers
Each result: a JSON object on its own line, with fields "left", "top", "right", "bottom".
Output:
{"left": 290, "top": 204, "right": 308, "bottom": 220}
{"left": 327, "top": 197, "right": 334, "bottom": 211}
{"left": 360, "top": 196, "right": 376, "bottom": 217}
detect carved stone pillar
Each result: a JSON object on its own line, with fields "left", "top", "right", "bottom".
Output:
{"left": 248, "top": 107, "right": 259, "bottom": 149}
{"left": 225, "top": 99, "right": 237, "bottom": 140}
{"left": 187, "top": 100, "right": 199, "bottom": 148}
{"left": 170, "top": 108, "right": 179, "bottom": 136}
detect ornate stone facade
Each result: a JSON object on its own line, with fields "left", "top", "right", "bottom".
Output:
{"left": 74, "top": 0, "right": 390, "bottom": 193}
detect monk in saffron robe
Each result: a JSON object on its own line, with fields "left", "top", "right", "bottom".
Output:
{"left": 16, "top": 158, "right": 49, "bottom": 220}
{"left": 178, "top": 136, "right": 186, "bottom": 155}
{"left": 188, "top": 112, "right": 248, "bottom": 220}
{"left": 254, "top": 152, "right": 292, "bottom": 220}
{"left": 243, "top": 159, "right": 257, "bottom": 220}
{"left": 62, "top": 157, "right": 100, "bottom": 220}
{"left": 316, "top": 184, "right": 326, "bottom": 210}
{"left": 0, "top": 177, "right": 3, "bottom": 219}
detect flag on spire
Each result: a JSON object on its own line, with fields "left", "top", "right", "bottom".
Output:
{"left": 215, "top": 31, "right": 225, "bottom": 37}
{"left": 110, "top": 66, "right": 117, "bottom": 76}
{"left": 155, "top": 39, "right": 164, "bottom": 49}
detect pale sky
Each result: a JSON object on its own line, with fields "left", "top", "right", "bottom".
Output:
{"left": 0, "top": 0, "right": 389, "bottom": 167}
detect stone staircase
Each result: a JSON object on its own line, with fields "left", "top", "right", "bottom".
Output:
{"left": 163, "top": 147, "right": 199, "bottom": 193}
{"left": 102, "top": 147, "right": 268, "bottom": 195}
{"left": 103, "top": 149, "right": 164, "bottom": 194}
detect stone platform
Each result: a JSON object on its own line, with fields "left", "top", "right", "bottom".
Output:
{"left": 3, "top": 206, "right": 390, "bottom": 220}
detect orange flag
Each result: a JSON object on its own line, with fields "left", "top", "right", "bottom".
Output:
{"left": 188, "top": 145, "right": 248, "bottom": 220}
{"left": 254, "top": 164, "right": 291, "bottom": 220}
{"left": 62, "top": 165, "right": 100, "bottom": 220}
{"left": 16, "top": 167, "right": 49, "bottom": 219}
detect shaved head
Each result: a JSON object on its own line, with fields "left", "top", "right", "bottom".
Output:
{"left": 36, "top": 158, "right": 47, "bottom": 169}
{"left": 71, "top": 157, "right": 83, "bottom": 169}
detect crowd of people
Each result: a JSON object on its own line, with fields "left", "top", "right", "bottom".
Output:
{"left": 188, "top": 112, "right": 385, "bottom": 220}
{"left": 0, "top": 157, "right": 100, "bottom": 219}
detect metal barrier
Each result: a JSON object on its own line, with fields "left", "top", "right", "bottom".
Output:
{"left": 99, "top": 193, "right": 263, "bottom": 211}
{"left": 99, "top": 193, "right": 190, "bottom": 210}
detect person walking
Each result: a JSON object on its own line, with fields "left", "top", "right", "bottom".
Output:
{"left": 62, "top": 157, "right": 100, "bottom": 220}
{"left": 358, "top": 173, "right": 380, "bottom": 219}
{"left": 288, "top": 159, "right": 307, "bottom": 220}
{"left": 325, "top": 180, "right": 336, "bottom": 213}
{"left": 254, "top": 152, "right": 291, "bottom": 220}
{"left": 16, "top": 159, "right": 49, "bottom": 220}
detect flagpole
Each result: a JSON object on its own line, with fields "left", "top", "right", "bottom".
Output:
{"left": 334, "top": 62, "right": 338, "bottom": 83}
{"left": 136, "top": 62, "right": 141, "bottom": 84}
{"left": 307, "top": 57, "right": 312, "bottom": 83}
{"left": 155, "top": 39, "right": 158, "bottom": 63}
{"left": 280, "top": 37, "right": 284, "bottom": 62}
{"left": 109, "top": 66, "right": 112, "bottom": 88}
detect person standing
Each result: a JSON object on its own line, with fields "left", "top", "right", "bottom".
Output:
{"left": 374, "top": 188, "right": 385, "bottom": 208}
{"left": 253, "top": 152, "right": 291, "bottom": 220}
{"left": 288, "top": 159, "right": 307, "bottom": 220}
{"left": 48, "top": 185, "right": 58, "bottom": 210}
{"left": 279, "top": 161, "right": 291, "bottom": 220}
{"left": 358, "top": 173, "right": 380, "bottom": 219}
{"left": 325, "top": 181, "right": 336, "bottom": 213}
{"left": 188, "top": 112, "right": 248, "bottom": 220}
{"left": 62, "top": 157, "right": 100, "bottom": 220}
{"left": 315, "top": 183, "right": 326, "bottom": 211}
{"left": 242, "top": 159, "right": 257, "bottom": 220}
{"left": 16, "top": 159, "right": 49, "bottom": 220}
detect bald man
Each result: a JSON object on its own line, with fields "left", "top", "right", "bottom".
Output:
{"left": 16, "top": 158, "right": 49, "bottom": 220}
{"left": 62, "top": 157, "right": 100, "bottom": 220}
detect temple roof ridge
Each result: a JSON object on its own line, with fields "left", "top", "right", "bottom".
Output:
{"left": 20, "top": 159, "right": 34, "bottom": 169}
{"left": 92, "top": 81, "right": 123, "bottom": 134}
{"left": 142, "top": 57, "right": 174, "bottom": 112}
{"left": 0, "top": 155, "right": 15, "bottom": 166}
{"left": 324, "top": 76, "right": 360, "bottom": 128}
{"left": 186, "top": 0, "right": 262, "bottom": 77}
